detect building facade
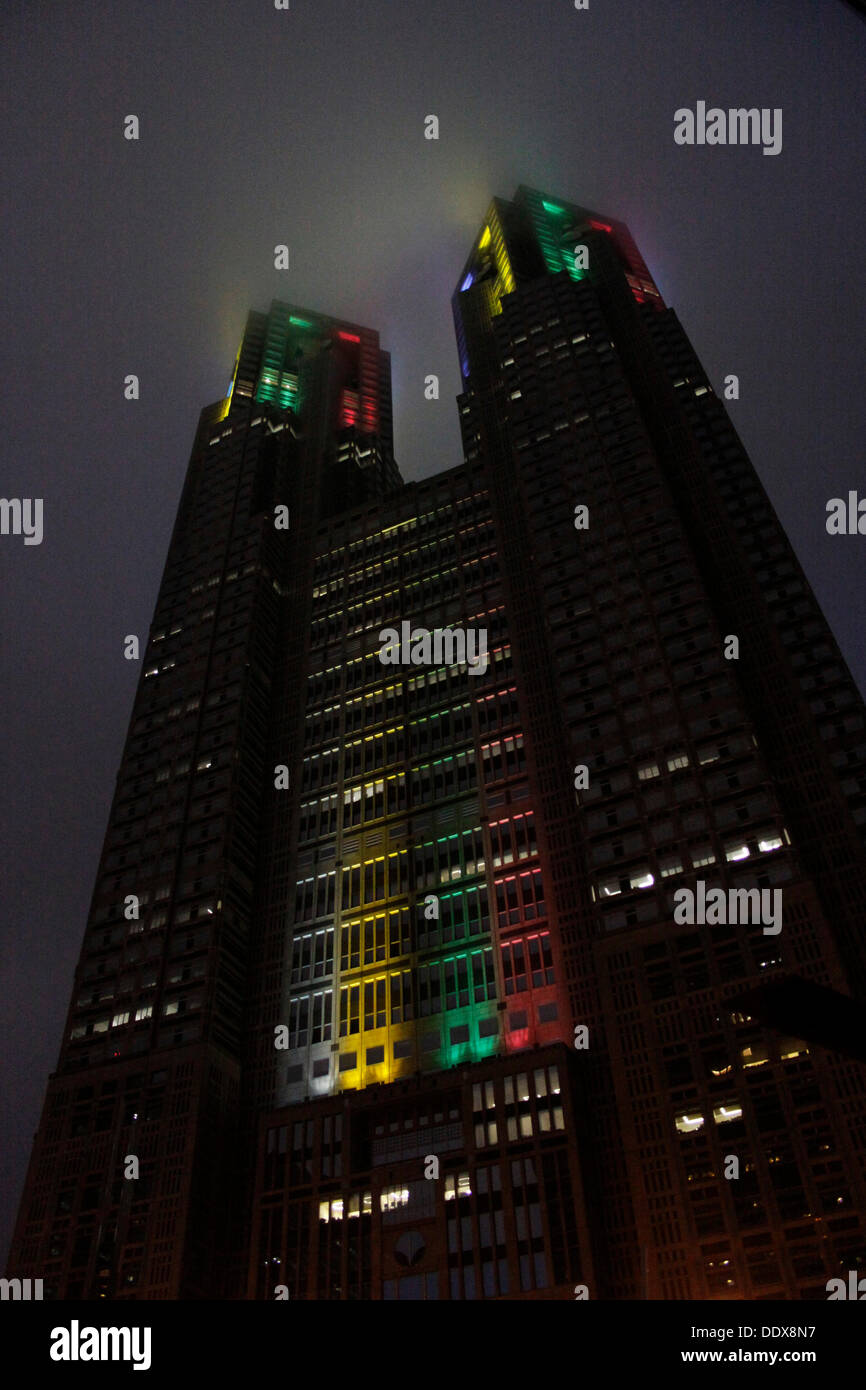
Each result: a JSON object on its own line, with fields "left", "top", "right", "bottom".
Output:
{"left": 9, "top": 188, "right": 866, "bottom": 1300}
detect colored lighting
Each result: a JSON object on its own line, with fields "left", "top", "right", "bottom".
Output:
{"left": 337, "top": 330, "right": 361, "bottom": 343}
{"left": 542, "top": 200, "right": 567, "bottom": 215}
{"left": 479, "top": 225, "right": 491, "bottom": 249}
{"left": 461, "top": 272, "right": 474, "bottom": 291}
{"left": 289, "top": 315, "right": 314, "bottom": 327}
{"left": 215, "top": 337, "right": 243, "bottom": 421}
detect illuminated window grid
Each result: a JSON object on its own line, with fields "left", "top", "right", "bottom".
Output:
{"left": 527, "top": 191, "right": 585, "bottom": 283}
{"left": 474, "top": 683, "right": 519, "bottom": 730}
{"left": 487, "top": 810, "right": 537, "bottom": 868}
{"left": 410, "top": 748, "right": 477, "bottom": 801}
{"left": 408, "top": 702, "right": 472, "bottom": 751}
{"left": 342, "top": 772, "right": 406, "bottom": 827}
{"left": 471, "top": 1064, "right": 565, "bottom": 1146}
{"left": 340, "top": 849, "right": 409, "bottom": 911}
{"left": 334, "top": 946, "right": 500, "bottom": 1090}
{"left": 342, "top": 726, "right": 405, "bottom": 778}
{"left": 481, "top": 207, "right": 516, "bottom": 314}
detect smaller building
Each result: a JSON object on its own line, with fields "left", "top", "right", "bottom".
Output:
{"left": 249, "top": 1042, "right": 594, "bottom": 1299}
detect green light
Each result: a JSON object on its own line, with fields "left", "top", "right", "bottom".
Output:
{"left": 542, "top": 200, "right": 567, "bottom": 215}
{"left": 289, "top": 315, "right": 314, "bottom": 327}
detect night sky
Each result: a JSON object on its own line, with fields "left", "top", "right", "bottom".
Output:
{"left": 2, "top": 0, "right": 864, "bottom": 1266}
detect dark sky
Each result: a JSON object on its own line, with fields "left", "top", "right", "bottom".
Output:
{"left": 2, "top": 0, "right": 864, "bottom": 1265}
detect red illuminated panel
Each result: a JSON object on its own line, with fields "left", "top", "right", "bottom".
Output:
{"left": 505, "top": 1025, "right": 532, "bottom": 1053}
{"left": 339, "top": 389, "right": 360, "bottom": 427}
{"left": 358, "top": 331, "right": 379, "bottom": 433}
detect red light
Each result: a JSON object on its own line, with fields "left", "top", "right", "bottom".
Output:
{"left": 337, "top": 330, "right": 360, "bottom": 343}
{"left": 589, "top": 220, "right": 613, "bottom": 233}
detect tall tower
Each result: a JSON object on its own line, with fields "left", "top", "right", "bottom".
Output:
{"left": 9, "top": 191, "right": 866, "bottom": 1302}
{"left": 7, "top": 305, "right": 399, "bottom": 1299}
{"left": 249, "top": 190, "right": 866, "bottom": 1300}
{"left": 445, "top": 187, "right": 866, "bottom": 1297}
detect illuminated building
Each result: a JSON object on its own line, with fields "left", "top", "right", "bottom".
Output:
{"left": 9, "top": 189, "right": 866, "bottom": 1300}
{"left": 6, "top": 304, "right": 400, "bottom": 1299}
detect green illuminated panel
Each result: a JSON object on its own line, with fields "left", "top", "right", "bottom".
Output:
{"left": 528, "top": 190, "right": 587, "bottom": 283}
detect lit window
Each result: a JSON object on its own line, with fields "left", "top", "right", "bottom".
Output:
{"left": 758, "top": 835, "right": 783, "bottom": 853}
{"left": 725, "top": 843, "right": 750, "bottom": 862}
{"left": 740, "top": 1044, "right": 768, "bottom": 1069}
{"left": 713, "top": 1103, "right": 743, "bottom": 1125}
{"left": 380, "top": 1186, "right": 410, "bottom": 1212}
{"left": 675, "top": 1111, "right": 705, "bottom": 1133}
{"left": 637, "top": 763, "right": 660, "bottom": 780}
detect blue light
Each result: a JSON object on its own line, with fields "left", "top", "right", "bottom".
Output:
{"left": 461, "top": 272, "right": 474, "bottom": 291}
{"left": 226, "top": 380, "right": 233, "bottom": 396}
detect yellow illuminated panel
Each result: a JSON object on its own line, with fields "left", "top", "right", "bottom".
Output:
{"left": 215, "top": 338, "right": 243, "bottom": 422}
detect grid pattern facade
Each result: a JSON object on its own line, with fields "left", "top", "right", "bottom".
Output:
{"left": 445, "top": 187, "right": 866, "bottom": 1298}
{"left": 9, "top": 191, "right": 866, "bottom": 1302}
{"left": 250, "top": 1047, "right": 592, "bottom": 1300}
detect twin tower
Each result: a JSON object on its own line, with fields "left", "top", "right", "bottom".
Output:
{"left": 9, "top": 188, "right": 866, "bottom": 1301}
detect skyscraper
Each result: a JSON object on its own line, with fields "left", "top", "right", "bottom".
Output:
{"left": 9, "top": 189, "right": 866, "bottom": 1301}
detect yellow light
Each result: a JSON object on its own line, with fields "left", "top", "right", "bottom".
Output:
{"left": 215, "top": 336, "right": 243, "bottom": 422}
{"left": 380, "top": 517, "right": 417, "bottom": 537}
